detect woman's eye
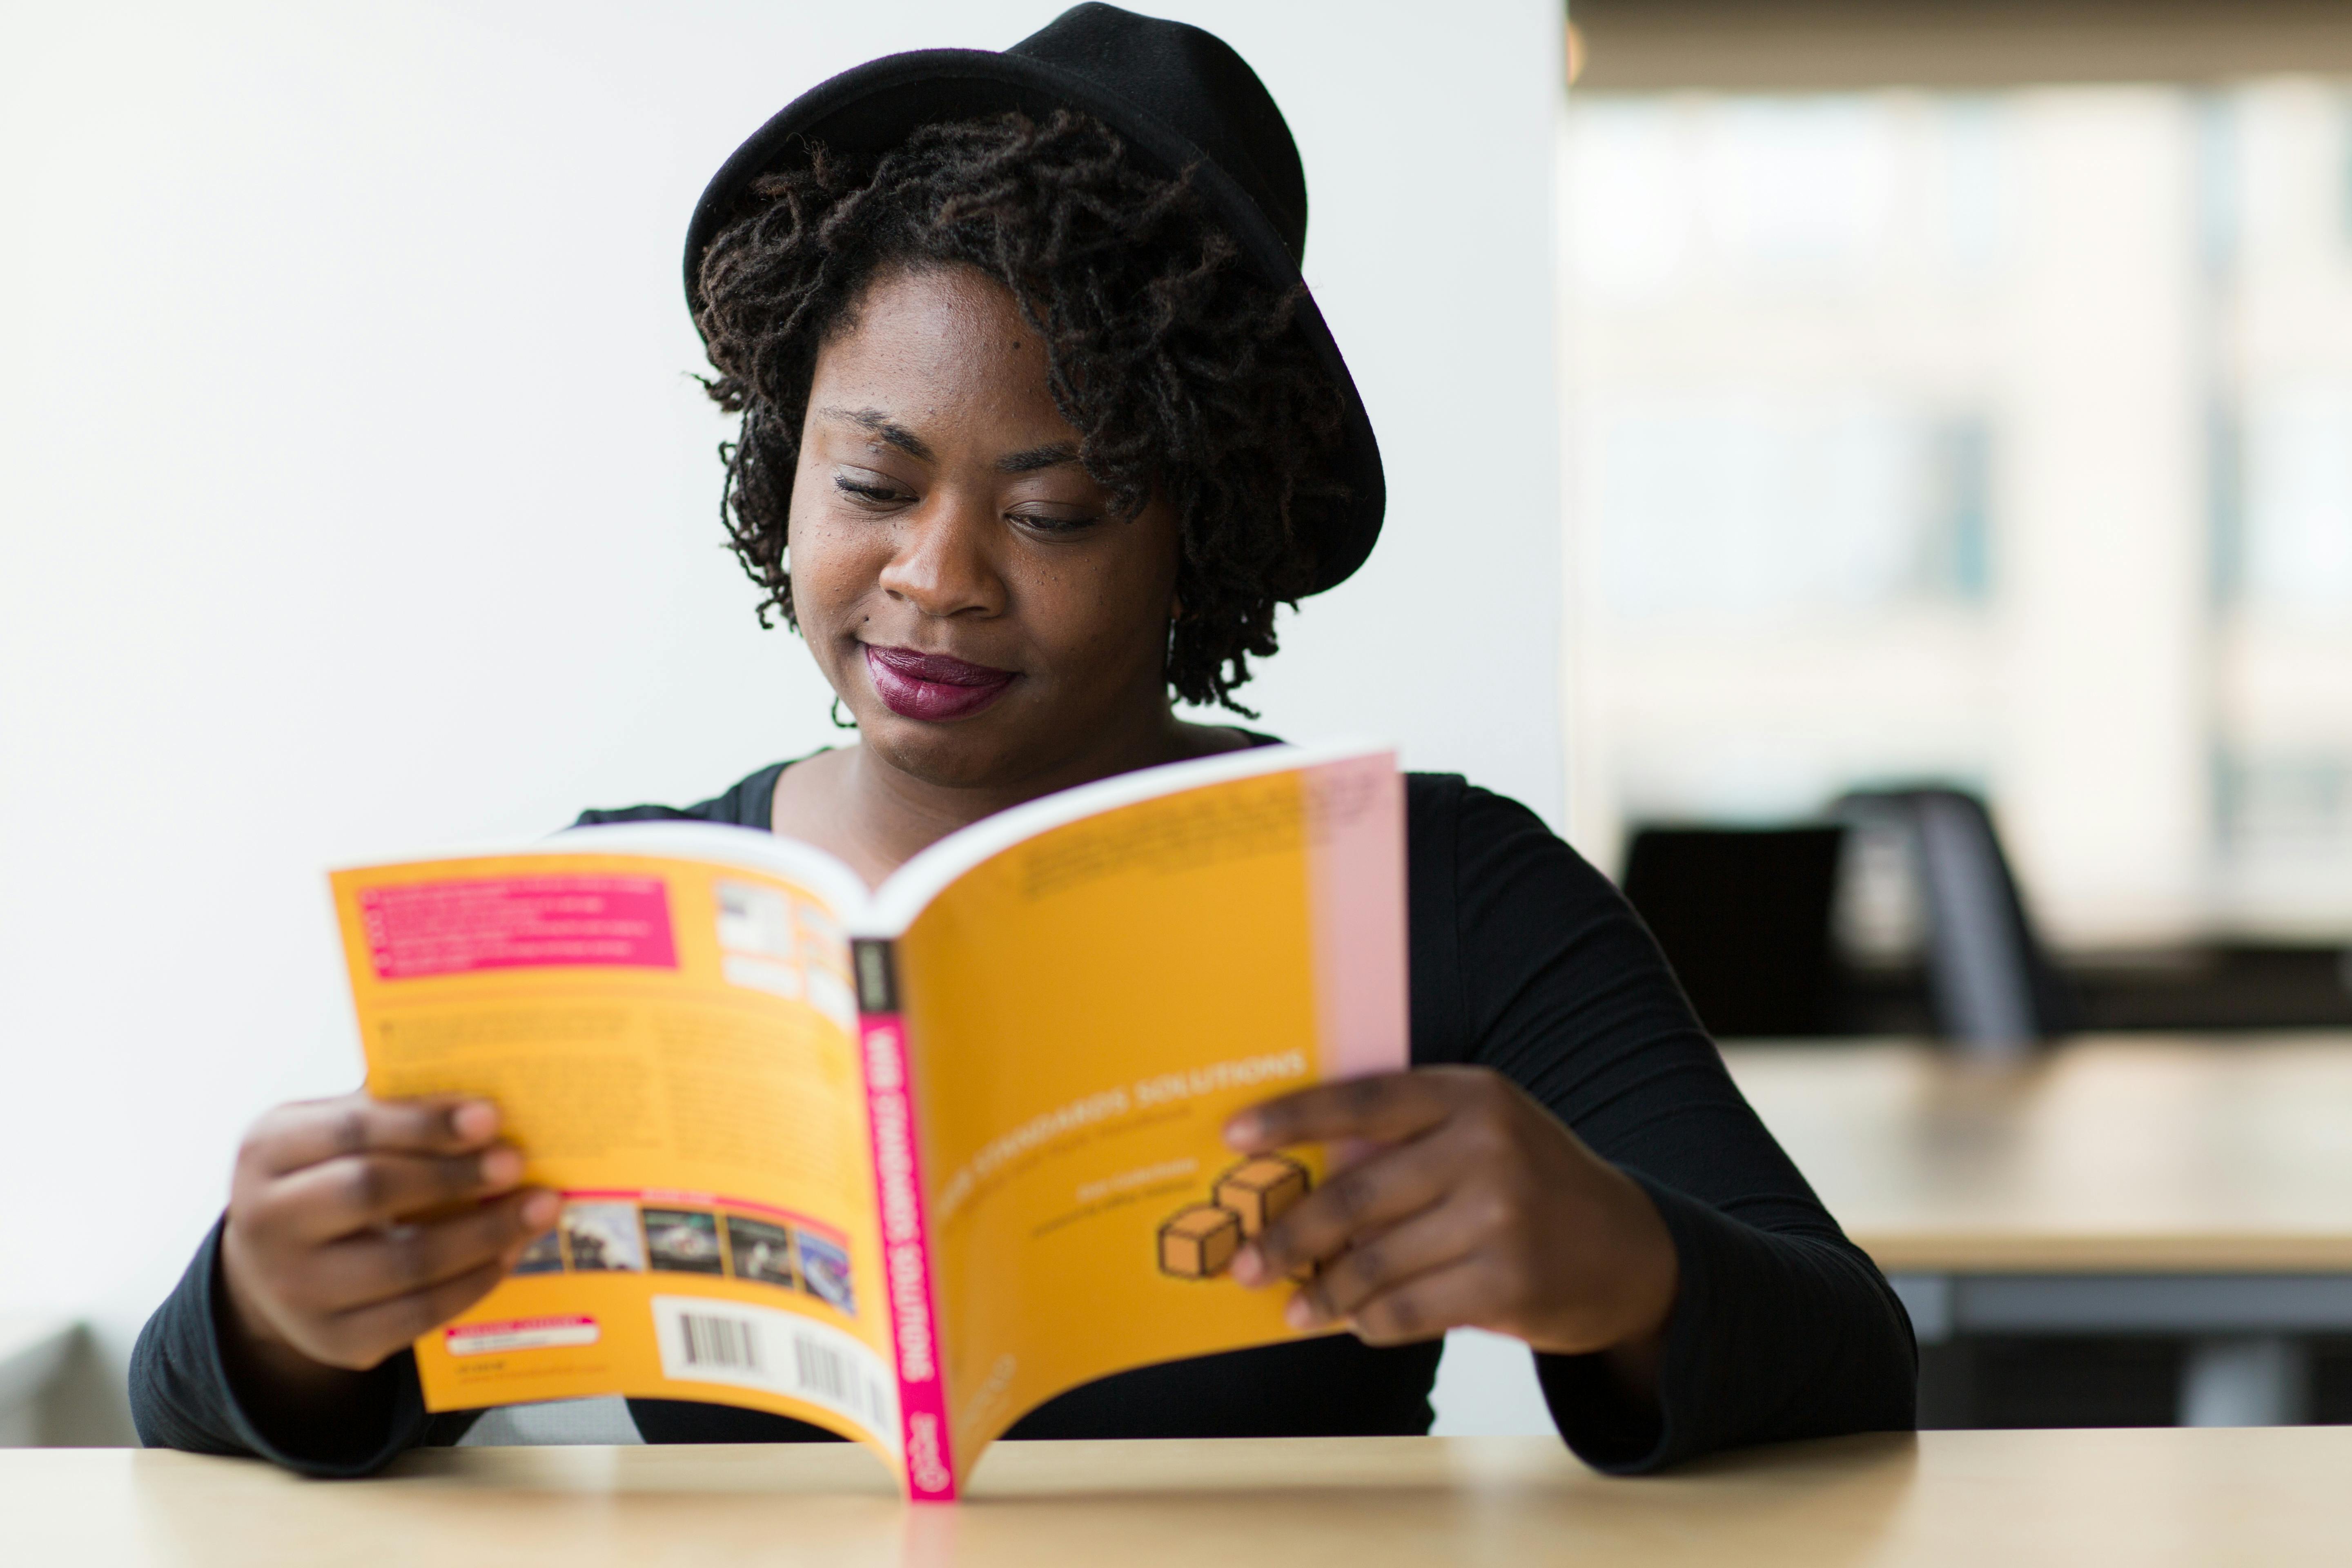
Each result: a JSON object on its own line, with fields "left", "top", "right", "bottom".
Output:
{"left": 834, "top": 475, "right": 909, "bottom": 506}
{"left": 1010, "top": 510, "right": 1098, "bottom": 536}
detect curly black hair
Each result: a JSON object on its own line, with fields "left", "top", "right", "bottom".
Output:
{"left": 692, "top": 109, "right": 1350, "bottom": 713}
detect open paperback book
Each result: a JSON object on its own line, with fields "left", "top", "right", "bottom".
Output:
{"left": 330, "top": 740, "right": 1406, "bottom": 1500}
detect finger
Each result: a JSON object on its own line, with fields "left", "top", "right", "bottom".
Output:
{"left": 306, "top": 1258, "right": 515, "bottom": 1371}
{"left": 298, "top": 1189, "right": 559, "bottom": 1314}
{"left": 1332, "top": 1259, "right": 1492, "bottom": 1348}
{"left": 1232, "top": 1136, "right": 1452, "bottom": 1286}
{"left": 247, "top": 1094, "right": 501, "bottom": 1176}
{"left": 261, "top": 1146, "right": 530, "bottom": 1243}
{"left": 1290, "top": 1202, "right": 1483, "bottom": 1327}
{"left": 1224, "top": 1071, "right": 1455, "bottom": 1154}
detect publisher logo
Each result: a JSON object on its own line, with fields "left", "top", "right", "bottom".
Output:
{"left": 906, "top": 1411, "right": 951, "bottom": 1497}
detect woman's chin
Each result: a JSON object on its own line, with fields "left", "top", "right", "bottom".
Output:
{"left": 856, "top": 710, "right": 1038, "bottom": 791}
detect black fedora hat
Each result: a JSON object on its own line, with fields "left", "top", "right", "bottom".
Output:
{"left": 682, "top": 3, "right": 1385, "bottom": 595}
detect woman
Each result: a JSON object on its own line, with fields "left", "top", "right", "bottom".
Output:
{"left": 132, "top": 5, "right": 1914, "bottom": 1476}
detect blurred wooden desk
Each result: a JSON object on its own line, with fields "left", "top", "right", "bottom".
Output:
{"left": 1723, "top": 1034, "right": 2352, "bottom": 1422}
{"left": 1722, "top": 1035, "right": 2352, "bottom": 1274}
{"left": 10, "top": 1430, "right": 2352, "bottom": 1567}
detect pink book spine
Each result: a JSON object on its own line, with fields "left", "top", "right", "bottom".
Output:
{"left": 853, "top": 938, "right": 956, "bottom": 1503}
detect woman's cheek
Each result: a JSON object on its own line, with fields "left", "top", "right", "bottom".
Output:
{"left": 787, "top": 514, "right": 871, "bottom": 619}
{"left": 1027, "top": 578, "right": 1150, "bottom": 679}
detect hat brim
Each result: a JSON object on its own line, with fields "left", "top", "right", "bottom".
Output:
{"left": 684, "top": 48, "right": 1383, "bottom": 596}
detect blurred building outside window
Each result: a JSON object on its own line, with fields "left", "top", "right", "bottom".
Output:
{"left": 1560, "top": 79, "right": 2352, "bottom": 950}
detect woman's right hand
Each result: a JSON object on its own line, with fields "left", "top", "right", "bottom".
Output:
{"left": 217, "top": 1092, "right": 558, "bottom": 1402}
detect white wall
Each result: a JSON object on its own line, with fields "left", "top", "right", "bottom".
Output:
{"left": 0, "top": 2, "right": 1562, "bottom": 1438}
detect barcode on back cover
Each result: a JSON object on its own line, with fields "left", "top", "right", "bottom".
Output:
{"left": 677, "top": 1312, "right": 760, "bottom": 1372}
{"left": 651, "top": 1295, "right": 900, "bottom": 1450}
{"left": 794, "top": 1334, "right": 853, "bottom": 1404}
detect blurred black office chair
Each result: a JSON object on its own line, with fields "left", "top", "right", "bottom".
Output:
{"left": 1621, "top": 825, "right": 1847, "bottom": 1038}
{"left": 1623, "top": 790, "right": 2076, "bottom": 1054}
{"left": 1834, "top": 787, "right": 2077, "bottom": 1056}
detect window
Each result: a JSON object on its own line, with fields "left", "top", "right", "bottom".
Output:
{"left": 1562, "top": 81, "right": 2352, "bottom": 944}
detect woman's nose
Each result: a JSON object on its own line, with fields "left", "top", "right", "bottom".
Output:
{"left": 875, "top": 494, "right": 1007, "bottom": 619}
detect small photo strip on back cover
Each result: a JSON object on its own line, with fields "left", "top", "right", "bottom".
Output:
{"left": 515, "top": 1195, "right": 857, "bottom": 1318}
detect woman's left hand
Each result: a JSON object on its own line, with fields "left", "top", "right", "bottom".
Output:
{"left": 1223, "top": 1066, "right": 1679, "bottom": 1391}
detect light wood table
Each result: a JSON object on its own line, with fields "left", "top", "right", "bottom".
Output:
{"left": 1723, "top": 1034, "right": 2352, "bottom": 1423}
{"left": 9, "top": 1430, "right": 2352, "bottom": 1566}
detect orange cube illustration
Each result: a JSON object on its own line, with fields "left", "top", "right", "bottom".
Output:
{"left": 1214, "top": 1156, "right": 1309, "bottom": 1238}
{"left": 1158, "top": 1204, "right": 1242, "bottom": 1278}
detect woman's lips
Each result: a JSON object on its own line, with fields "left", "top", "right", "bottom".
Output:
{"left": 863, "top": 644, "right": 1018, "bottom": 722}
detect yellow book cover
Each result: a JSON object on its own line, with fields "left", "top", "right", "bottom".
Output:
{"left": 330, "top": 740, "right": 1406, "bottom": 1500}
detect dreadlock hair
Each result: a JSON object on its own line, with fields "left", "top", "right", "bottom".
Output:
{"left": 693, "top": 109, "right": 1350, "bottom": 715}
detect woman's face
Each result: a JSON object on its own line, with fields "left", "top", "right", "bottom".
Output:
{"left": 787, "top": 263, "right": 1184, "bottom": 789}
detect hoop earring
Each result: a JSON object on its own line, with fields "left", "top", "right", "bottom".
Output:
{"left": 829, "top": 695, "right": 858, "bottom": 731}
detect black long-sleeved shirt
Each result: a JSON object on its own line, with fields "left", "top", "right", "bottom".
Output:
{"left": 131, "top": 761, "right": 1915, "bottom": 1475}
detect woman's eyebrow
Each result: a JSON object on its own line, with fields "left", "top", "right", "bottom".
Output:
{"left": 996, "top": 443, "right": 1079, "bottom": 474}
{"left": 822, "top": 406, "right": 933, "bottom": 461}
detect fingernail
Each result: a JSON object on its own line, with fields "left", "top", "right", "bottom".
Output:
{"left": 1285, "top": 1294, "right": 1318, "bottom": 1330}
{"left": 480, "top": 1147, "right": 524, "bottom": 1187}
{"left": 522, "top": 1192, "right": 560, "bottom": 1228}
{"left": 1231, "top": 1245, "right": 1265, "bottom": 1286}
{"left": 1222, "top": 1114, "right": 1258, "bottom": 1149}
{"left": 452, "top": 1101, "right": 498, "bottom": 1141}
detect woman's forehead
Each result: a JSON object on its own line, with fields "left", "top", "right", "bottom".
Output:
{"left": 809, "top": 267, "right": 1077, "bottom": 452}
{"left": 838, "top": 262, "right": 1036, "bottom": 349}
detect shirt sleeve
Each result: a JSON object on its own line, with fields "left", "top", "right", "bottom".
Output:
{"left": 1421, "top": 780, "right": 1917, "bottom": 1471}
{"left": 129, "top": 1216, "right": 473, "bottom": 1475}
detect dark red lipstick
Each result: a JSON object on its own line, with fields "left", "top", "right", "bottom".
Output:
{"left": 863, "top": 644, "right": 1018, "bottom": 722}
